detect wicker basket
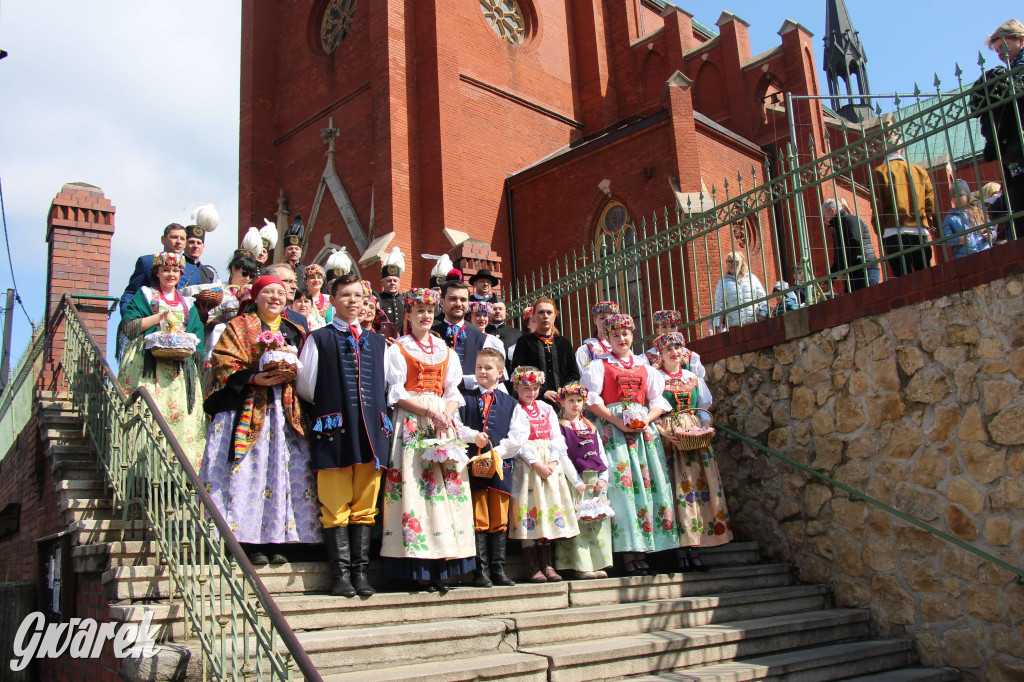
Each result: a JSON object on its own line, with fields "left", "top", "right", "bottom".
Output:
{"left": 260, "top": 360, "right": 297, "bottom": 383}
{"left": 150, "top": 346, "right": 195, "bottom": 361}
{"left": 470, "top": 436, "right": 496, "bottom": 478}
{"left": 672, "top": 408, "right": 715, "bottom": 451}
{"left": 194, "top": 289, "right": 224, "bottom": 307}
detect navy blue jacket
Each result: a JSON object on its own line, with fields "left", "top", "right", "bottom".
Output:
{"left": 460, "top": 387, "right": 516, "bottom": 495}
{"left": 305, "top": 323, "right": 391, "bottom": 471}
{"left": 432, "top": 320, "right": 486, "bottom": 392}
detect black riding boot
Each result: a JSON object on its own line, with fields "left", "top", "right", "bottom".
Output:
{"left": 349, "top": 524, "right": 376, "bottom": 597}
{"left": 488, "top": 532, "right": 516, "bottom": 586}
{"left": 473, "top": 533, "right": 493, "bottom": 587}
{"left": 324, "top": 526, "right": 356, "bottom": 598}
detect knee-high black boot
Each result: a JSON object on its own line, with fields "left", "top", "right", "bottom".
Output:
{"left": 349, "top": 524, "right": 375, "bottom": 597}
{"left": 488, "top": 532, "right": 516, "bottom": 586}
{"left": 473, "top": 533, "right": 493, "bottom": 587}
{"left": 324, "top": 526, "right": 356, "bottom": 598}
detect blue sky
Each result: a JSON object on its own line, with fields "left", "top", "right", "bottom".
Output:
{"left": 0, "top": 1, "right": 1016, "bottom": 363}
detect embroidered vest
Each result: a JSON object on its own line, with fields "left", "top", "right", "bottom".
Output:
{"left": 562, "top": 422, "right": 607, "bottom": 473}
{"left": 399, "top": 343, "right": 449, "bottom": 396}
{"left": 600, "top": 360, "right": 648, "bottom": 406}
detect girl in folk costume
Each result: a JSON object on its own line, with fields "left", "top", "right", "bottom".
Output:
{"left": 554, "top": 383, "right": 613, "bottom": 579}
{"left": 580, "top": 314, "right": 677, "bottom": 576}
{"left": 510, "top": 298, "right": 580, "bottom": 407}
{"left": 575, "top": 301, "right": 628, "bottom": 373}
{"left": 117, "top": 252, "right": 207, "bottom": 471}
{"left": 199, "top": 275, "right": 321, "bottom": 566}
{"left": 301, "top": 264, "right": 332, "bottom": 330}
{"left": 654, "top": 333, "right": 732, "bottom": 570}
{"left": 226, "top": 246, "right": 258, "bottom": 299}
{"left": 467, "top": 300, "right": 493, "bottom": 335}
{"left": 644, "top": 310, "right": 705, "bottom": 379}
{"left": 381, "top": 288, "right": 475, "bottom": 594}
{"left": 509, "top": 367, "right": 583, "bottom": 583}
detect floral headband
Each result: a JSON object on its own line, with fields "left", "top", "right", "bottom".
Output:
{"left": 653, "top": 309, "right": 682, "bottom": 325}
{"left": 468, "top": 301, "right": 493, "bottom": 315}
{"left": 591, "top": 301, "right": 619, "bottom": 316}
{"left": 153, "top": 252, "right": 186, "bottom": 271}
{"left": 360, "top": 280, "right": 373, "bottom": 298}
{"left": 654, "top": 332, "right": 686, "bottom": 352}
{"left": 557, "top": 382, "right": 588, "bottom": 401}
{"left": 523, "top": 306, "right": 534, "bottom": 322}
{"left": 602, "top": 313, "right": 635, "bottom": 332}
{"left": 304, "top": 264, "right": 324, "bottom": 279}
{"left": 512, "top": 367, "right": 545, "bottom": 387}
{"left": 403, "top": 288, "right": 440, "bottom": 307}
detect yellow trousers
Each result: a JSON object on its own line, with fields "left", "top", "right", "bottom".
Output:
{"left": 472, "top": 489, "right": 510, "bottom": 533}
{"left": 318, "top": 463, "right": 382, "bottom": 528}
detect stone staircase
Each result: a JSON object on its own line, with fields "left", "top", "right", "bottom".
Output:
{"left": 41, "top": 393, "right": 962, "bottom": 681}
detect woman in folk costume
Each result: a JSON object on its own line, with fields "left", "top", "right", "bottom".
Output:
{"left": 509, "top": 366, "right": 583, "bottom": 582}
{"left": 256, "top": 219, "right": 278, "bottom": 269}
{"left": 510, "top": 297, "right": 580, "bottom": 407}
{"left": 381, "top": 288, "right": 475, "bottom": 594}
{"left": 554, "top": 382, "right": 613, "bottom": 579}
{"left": 200, "top": 275, "right": 321, "bottom": 566}
{"left": 580, "top": 314, "right": 677, "bottom": 576}
{"left": 301, "top": 264, "right": 332, "bottom": 330}
{"left": 644, "top": 310, "right": 705, "bottom": 378}
{"left": 117, "top": 252, "right": 207, "bottom": 471}
{"left": 575, "top": 301, "right": 626, "bottom": 373}
{"left": 654, "top": 332, "right": 731, "bottom": 570}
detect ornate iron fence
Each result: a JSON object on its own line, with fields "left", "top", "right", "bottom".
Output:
{"left": 58, "top": 296, "right": 320, "bottom": 681}
{"left": 0, "top": 331, "right": 45, "bottom": 459}
{"left": 507, "top": 58, "right": 1024, "bottom": 352}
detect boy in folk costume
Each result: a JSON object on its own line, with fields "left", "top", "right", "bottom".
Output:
{"left": 296, "top": 273, "right": 391, "bottom": 598}
{"left": 456, "top": 348, "right": 528, "bottom": 587}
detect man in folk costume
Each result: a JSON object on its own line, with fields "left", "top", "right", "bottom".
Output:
{"left": 296, "top": 273, "right": 390, "bottom": 598}
{"left": 323, "top": 247, "right": 356, "bottom": 289}
{"left": 456, "top": 347, "right": 527, "bottom": 587}
{"left": 257, "top": 219, "right": 278, "bottom": 269}
{"left": 377, "top": 247, "right": 405, "bottom": 339}
{"left": 432, "top": 280, "right": 504, "bottom": 393}
{"left": 119, "top": 222, "right": 196, "bottom": 317}
{"left": 180, "top": 203, "right": 220, "bottom": 288}
{"left": 468, "top": 268, "right": 499, "bottom": 304}
{"left": 282, "top": 215, "right": 304, "bottom": 273}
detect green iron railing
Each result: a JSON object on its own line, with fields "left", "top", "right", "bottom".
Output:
{"left": 0, "top": 331, "right": 45, "bottom": 459}
{"left": 507, "top": 58, "right": 1024, "bottom": 352}
{"left": 58, "top": 295, "right": 321, "bottom": 681}
{"left": 718, "top": 424, "right": 1024, "bottom": 585}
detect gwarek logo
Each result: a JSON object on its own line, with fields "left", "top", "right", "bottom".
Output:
{"left": 10, "top": 611, "right": 159, "bottom": 672}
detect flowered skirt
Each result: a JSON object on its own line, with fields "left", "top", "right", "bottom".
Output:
{"left": 381, "top": 394, "right": 476, "bottom": 579}
{"left": 666, "top": 436, "right": 733, "bottom": 548}
{"left": 118, "top": 340, "right": 206, "bottom": 472}
{"left": 199, "top": 388, "right": 322, "bottom": 544}
{"left": 554, "top": 470, "right": 613, "bottom": 571}
{"left": 598, "top": 403, "right": 678, "bottom": 554}
{"left": 509, "top": 439, "right": 580, "bottom": 541}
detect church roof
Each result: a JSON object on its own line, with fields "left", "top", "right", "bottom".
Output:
{"left": 823, "top": 0, "right": 867, "bottom": 70}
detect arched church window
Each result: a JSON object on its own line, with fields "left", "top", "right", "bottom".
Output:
{"left": 596, "top": 202, "right": 644, "bottom": 325}
{"left": 320, "top": 0, "right": 356, "bottom": 55}
{"left": 481, "top": 0, "right": 527, "bottom": 45}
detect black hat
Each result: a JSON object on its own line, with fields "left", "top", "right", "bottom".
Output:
{"left": 382, "top": 263, "right": 401, "bottom": 278}
{"left": 284, "top": 215, "right": 304, "bottom": 248}
{"left": 185, "top": 224, "right": 206, "bottom": 242}
{"left": 234, "top": 248, "right": 254, "bottom": 259}
{"left": 469, "top": 268, "right": 498, "bottom": 286}
{"left": 428, "top": 274, "right": 444, "bottom": 288}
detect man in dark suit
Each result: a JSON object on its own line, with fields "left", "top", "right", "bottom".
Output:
{"left": 119, "top": 223, "right": 196, "bottom": 316}
{"left": 431, "top": 280, "right": 504, "bottom": 393}
{"left": 181, "top": 223, "right": 219, "bottom": 287}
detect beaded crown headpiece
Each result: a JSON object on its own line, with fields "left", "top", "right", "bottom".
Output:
{"left": 602, "top": 313, "right": 635, "bottom": 332}
{"left": 402, "top": 288, "right": 440, "bottom": 307}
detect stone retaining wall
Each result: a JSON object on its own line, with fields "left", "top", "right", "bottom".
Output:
{"left": 709, "top": 272, "right": 1024, "bottom": 681}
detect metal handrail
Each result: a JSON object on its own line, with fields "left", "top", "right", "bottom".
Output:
{"left": 57, "top": 295, "right": 321, "bottom": 681}
{"left": 718, "top": 424, "right": 1024, "bottom": 584}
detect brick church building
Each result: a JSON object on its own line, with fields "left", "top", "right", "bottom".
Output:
{"left": 239, "top": 0, "right": 834, "bottom": 299}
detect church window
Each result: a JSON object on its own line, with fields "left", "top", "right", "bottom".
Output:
{"left": 596, "top": 203, "right": 644, "bottom": 323}
{"left": 481, "top": 0, "right": 527, "bottom": 45}
{"left": 320, "top": 0, "right": 356, "bottom": 55}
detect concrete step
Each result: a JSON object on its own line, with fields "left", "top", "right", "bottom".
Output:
{"left": 510, "top": 585, "right": 830, "bottom": 647}
{"left": 40, "top": 425, "right": 87, "bottom": 442}
{"left": 520, "top": 609, "right": 871, "bottom": 682}
{"left": 73, "top": 540, "right": 160, "bottom": 573}
{"left": 844, "top": 669, "right": 962, "bottom": 682}
{"left": 60, "top": 496, "right": 114, "bottom": 523}
{"left": 628, "top": 638, "right": 916, "bottom": 681}
{"left": 321, "top": 651, "right": 549, "bottom": 682}
{"left": 70, "top": 519, "right": 148, "bottom": 546}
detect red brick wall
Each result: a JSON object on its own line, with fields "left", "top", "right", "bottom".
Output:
{"left": 38, "top": 571, "right": 124, "bottom": 681}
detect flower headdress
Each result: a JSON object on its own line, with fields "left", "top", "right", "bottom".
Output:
{"left": 653, "top": 309, "right": 682, "bottom": 325}
{"left": 522, "top": 306, "right": 534, "bottom": 322}
{"left": 468, "top": 301, "right": 493, "bottom": 316}
{"left": 361, "top": 280, "right": 373, "bottom": 298}
{"left": 511, "top": 367, "right": 545, "bottom": 387}
{"left": 304, "top": 264, "right": 324, "bottom": 279}
{"left": 602, "top": 313, "right": 635, "bottom": 332}
{"left": 402, "top": 288, "right": 440, "bottom": 307}
{"left": 557, "top": 382, "right": 588, "bottom": 401}
{"left": 591, "top": 301, "right": 619, "bottom": 316}
{"left": 153, "top": 252, "right": 185, "bottom": 271}
{"left": 654, "top": 332, "right": 686, "bottom": 352}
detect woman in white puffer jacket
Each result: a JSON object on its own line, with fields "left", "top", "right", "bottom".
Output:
{"left": 711, "top": 251, "right": 768, "bottom": 333}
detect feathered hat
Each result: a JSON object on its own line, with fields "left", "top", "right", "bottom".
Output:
{"left": 381, "top": 246, "right": 406, "bottom": 279}
{"left": 424, "top": 253, "right": 453, "bottom": 288}
{"left": 284, "top": 215, "right": 304, "bottom": 249}
{"left": 324, "top": 247, "right": 355, "bottom": 280}
{"left": 259, "top": 218, "right": 278, "bottom": 251}
{"left": 186, "top": 203, "right": 219, "bottom": 242}
{"left": 239, "top": 226, "right": 262, "bottom": 259}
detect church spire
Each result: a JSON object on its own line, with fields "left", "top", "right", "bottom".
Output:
{"left": 823, "top": 0, "right": 872, "bottom": 122}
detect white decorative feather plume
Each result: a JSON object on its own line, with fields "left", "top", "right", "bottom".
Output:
{"left": 259, "top": 219, "right": 278, "bottom": 249}
{"left": 383, "top": 246, "right": 406, "bottom": 275}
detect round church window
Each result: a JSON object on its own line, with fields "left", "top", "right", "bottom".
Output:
{"left": 481, "top": 0, "right": 527, "bottom": 45}
{"left": 320, "top": 0, "right": 356, "bottom": 55}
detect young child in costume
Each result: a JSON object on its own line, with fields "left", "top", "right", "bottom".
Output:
{"left": 456, "top": 348, "right": 528, "bottom": 587}
{"left": 302, "top": 264, "right": 333, "bottom": 330}
{"left": 509, "top": 366, "right": 584, "bottom": 582}
{"left": 554, "top": 382, "right": 613, "bottom": 579}
{"left": 575, "top": 301, "right": 628, "bottom": 373}
{"left": 580, "top": 313, "right": 677, "bottom": 576}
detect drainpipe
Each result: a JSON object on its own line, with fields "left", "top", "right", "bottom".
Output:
{"left": 505, "top": 176, "right": 519, "bottom": 286}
